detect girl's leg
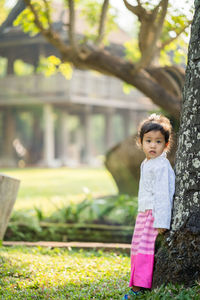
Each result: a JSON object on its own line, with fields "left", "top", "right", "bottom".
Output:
{"left": 130, "top": 211, "right": 158, "bottom": 289}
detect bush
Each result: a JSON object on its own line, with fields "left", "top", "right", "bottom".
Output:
{"left": 6, "top": 194, "right": 138, "bottom": 243}
{"left": 47, "top": 194, "right": 138, "bottom": 226}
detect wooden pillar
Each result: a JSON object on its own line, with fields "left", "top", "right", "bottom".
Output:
{"left": 104, "top": 108, "right": 115, "bottom": 151}
{"left": 7, "top": 55, "right": 15, "bottom": 75}
{"left": 29, "top": 109, "right": 43, "bottom": 164}
{"left": 81, "top": 106, "right": 93, "bottom": 164}
{"left": 123, "top": 110, "right": 137, "bottom": 138}
{"left": 57, "top": 110, "right": 70, "bottom": 165}
{"left": 2, "top": 108, "right": 16, "bottom": 166}
{"left": 130, "top": 110, "right": 139, "bottom": 134}
{"left": 43, "top": 104, "right": 55, "bottom": 166}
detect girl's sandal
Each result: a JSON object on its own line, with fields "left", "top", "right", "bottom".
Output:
{"left": 122, "top": 288, "right": 142, "bottom": 299}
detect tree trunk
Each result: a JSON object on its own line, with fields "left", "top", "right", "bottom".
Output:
{"left": 153, "top": 2, "right": 200, "bottom": 287}
{"left": 0, "top": 174, "right": 20, "bottom": 240}
{"left": 105, "top": 136, "right": 144, "bottom": 195}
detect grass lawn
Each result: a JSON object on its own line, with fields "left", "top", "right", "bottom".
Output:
{"left": 1, "top": 168, "right": 117, "bottom": 214}
{"left": 0, "top": 246, "right": 199, "bottom": 300}
{"left": 0, "top": 246, "right": 129, "bottom": 299}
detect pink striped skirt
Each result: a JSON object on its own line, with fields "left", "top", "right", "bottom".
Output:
{"left": 129, "top": 210, "right": 158, "bottom": 289}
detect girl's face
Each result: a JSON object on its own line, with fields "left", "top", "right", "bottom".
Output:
{"left": 141, "top": 130, "right": 167, "bottom": 160}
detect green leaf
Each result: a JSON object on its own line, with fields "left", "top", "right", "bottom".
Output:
{"left": 59, "top": 63, "right": 73, "bottom": 80}
{"left": 37, "top": 56, "right": 73, "bottom": 79}
{"left": 14, "top": 60, "right": 34, "bottom": 76}
{"left": 123, "top": 83, "right": 134, "bottom": 95}
{"left": 48, "top": 55, "right": 61, "bottom": 65}
{"left": 13, "top": 0, "right": 51, "bottom": 36}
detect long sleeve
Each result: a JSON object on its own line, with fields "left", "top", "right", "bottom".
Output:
{"left": 153, "top": 161, "right": 174, "bottom": 229}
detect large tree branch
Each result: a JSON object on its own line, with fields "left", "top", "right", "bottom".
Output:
{"left": 24, "top": 1, "right": 180, "bottom": 119}
{"left": 149, "top": 0, "right": 168, "bottom": 53}
{"left": 96, "top": 0, "right": 109, "bottom": 46}
{"left": 22, "top": 1, "right": 181, "bottom": 119}
{"left": 43, "top": 0, "right": 51, "bottom": 27}
{"left": 123, "top": 0, "right": 146, "bottom": 19}
{"left": 67, "top": 0, "right": 78, "bottom": 50}
{"left": 152, "top": 0, "right": 168, "bottom": 20}
{"left": 147, "top": 66, "right": 184, "bottom": 98}
{"left": 62, "top": 46, "right": 181, "bottom": 119}
{"left": 136, "top": 0, "right": 142, "bottom": 5}
{"left": 0, "top": 0, "right": 26, "bottom": 34}
{"left": 133, "top": 0, "right": 168, "bottom": 72}
{"left": 155, "top": 0, "right": 168, "bottom": 31}
{"left": 23, "top": 0, "right": 47, "bottom": 32}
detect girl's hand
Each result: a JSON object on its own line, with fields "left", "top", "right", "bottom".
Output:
{"left": 157, "top": 228, "right": 167, "bottom": 234}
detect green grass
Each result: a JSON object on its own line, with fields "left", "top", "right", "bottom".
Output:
{"left": 0, "top": 246, "right": 129, "bottom": 299}
{"left": 0, "top": 246, "right": 199, "bottom": 300}
{"left": 1, "top": 168, "right": 117, "bottom": 213}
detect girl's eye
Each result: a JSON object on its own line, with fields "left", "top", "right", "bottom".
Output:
{"left": 146, "top": 140, "right": 151, "bottom": 143}
{"left": 157, "top": 141, "right": 161, "bottom": 144}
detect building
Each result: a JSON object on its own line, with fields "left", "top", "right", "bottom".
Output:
{"left": 0, "top": 1, "right": 157, "bottom": 167}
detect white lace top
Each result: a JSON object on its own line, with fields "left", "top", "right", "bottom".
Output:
{"left": 138, "top": 152, "right": 175, "bottom": 229}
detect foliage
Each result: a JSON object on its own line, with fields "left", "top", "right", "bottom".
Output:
{"left": 0, "top": 246, "right": 199, "bottom": 299}
{"left": 162, "top": 11, "right": 190, "bottom": 43}
{"left": 79, "top": 0, "right": 117, "bottom": 44}
{"left": 14, "top": 59, "right": 34, "bottom": 76}
{"left": 8, "top": 0, "right": 193, "bottom": 115}
{"left": 12, "top": 0, "right": 192, "bottom": 67}
{"left": 12, "top": 194, "right": 138, "bottom": 226}
{"left": 6, "top": 194, "right": 137, "bottom": 242}
{"left": 37, "top": 55, "right": 73, "bottom": 79}
{"left": 123, "top": 3, "right": 191, "bottom": 67}
{"left": 13, "top": 2, "right": 73, "bottom": 79}
{"left": 124, "top": 38, "right": 141, "bottom": 63}
{"left": 159, "top": 38, "right": 188, "bottom": 66}
{"left": 13, "top": 0, "right": 51, "bottom": 36}
{"left": 13, "top": 0, "right": 117, "bottom": 45}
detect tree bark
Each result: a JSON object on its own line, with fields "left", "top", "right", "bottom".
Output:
{"left": 105, "top": 136, "right": 144, "bottom": 195}
{"left": 153, "top": 1, "right": 200, "bottom": 287}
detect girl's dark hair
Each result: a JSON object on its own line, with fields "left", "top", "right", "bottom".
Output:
{"left": 137, "top": 114, "right": 173, "bottom": 151}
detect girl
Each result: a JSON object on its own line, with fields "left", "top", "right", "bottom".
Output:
{"left": 123, "top": 114, "right": 175, "bottom": 299}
